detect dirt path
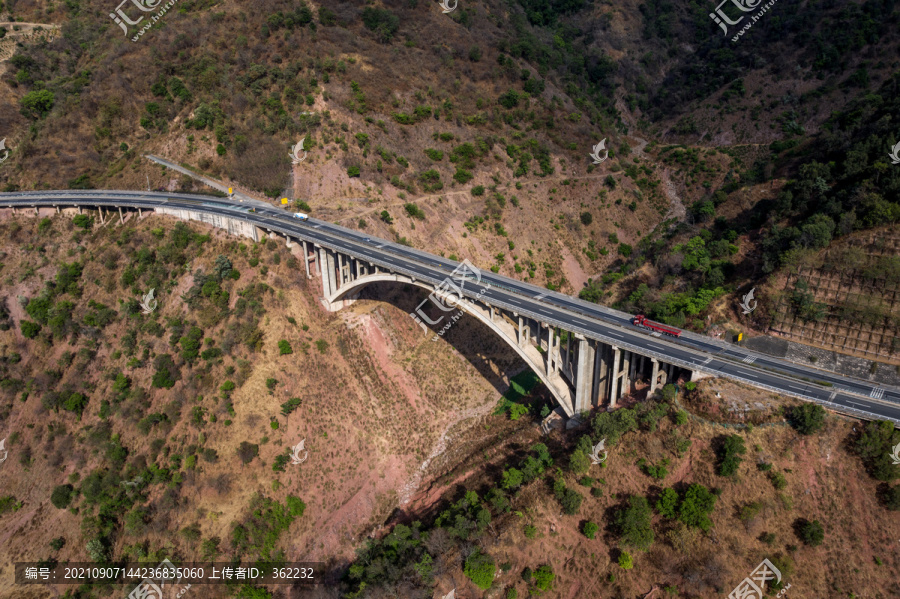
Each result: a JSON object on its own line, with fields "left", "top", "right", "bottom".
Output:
{"left": 397, "top": 399, "right": 498, "bottom": 506}
{"left": 630, "top": 135, "right": 686, "bottom": 223}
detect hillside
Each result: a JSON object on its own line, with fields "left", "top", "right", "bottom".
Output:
{"left": 0, "top": 0, "right": 899, "bottom": 597}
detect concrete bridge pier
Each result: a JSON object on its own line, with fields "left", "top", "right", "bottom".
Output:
{"left": 574, "top": 334, "right": 595, "bottom": 413}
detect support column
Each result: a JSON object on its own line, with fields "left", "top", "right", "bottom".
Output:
{"left": 138, "top": 208, "right": 142, "bottom": 218}
{"left": 77, "top": 206, "right": 82, "bottom": 215}
{"left": 553, "top": 330, "right": 561, "bottom": 374}
{"left": 629, "top": 353, "right": 637, "bottom": 385}
{"left": 622, "top": 350, "right": 632, "bottom": 395}
{"left": 547, "top": 326, "right": 555, "bottom": 373}
{"left": 650, "top": 359, "right": 660, "bottom": 393}
{"left": 99, "top": 207, "right": 105, "bottom": 224}
{"left": 34, "top": 206, "right": 38, "bottom": 215}
{"left": 518, "top": 317, "right": 524, "bottom": 347}
{"left": 337, "top": 253, "right": 344, "bottom": 287}
{"left": 118, "top": 207, "right": 124, "bottom": 224}
{"left": 303, "top": 241, "right": 311, "bottom": 278}
{"left": 592, "top": 341, "right": 604, "bottom": 406}
{"left": 609, "top": 346, "right": 621, "bottom": 408}
{"left": 325, "top": 249, "right": 338, "bottom": 296}
{"left": 574, "top": 335, "right": 595, "bottom": 414}
{"left": 285, "top": 235, "right": 293, "bottom": 248}
{"left": 318, "top": 247, "right": 328, "bottom": 293}
{"left": 490, "top": 305, "right": 495, "bottom": 322}
{"left": 55, "top": 206, "right": 60, "bottom": 214}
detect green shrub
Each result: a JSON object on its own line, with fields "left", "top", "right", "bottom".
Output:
{"left": 278, "top": 340, "right": 293, "bottom": 355}
{"left": 532, "top": 564, "right": 555, "bottom": 593}
{"left": 583, "top": 521, "right": 599, "bottom": 539}
{"left": 678, "top": 484, "right": 717, "bottom": 531}
{"left": 347, "top": 165, "right": 361, "bottom": 177}
{"left": 790, "top": 404, "right": 826, "bottom": 435}
{"left": 404, "top": 203, "right": 426, "bottom": 220}
{"left": 280, "top": 397, "right": 303, "bottom": 416}
{"left": 464, "top": 549, "right": 496, "bottom": 590}
{"left": 20, "top": 320, "right": 41, "bottom": 339}
{"left": 50, "top": 485, "right": 74, "bottom": 509}
{"left": 655, "top": 488, "right": 679, "bottom": 519}
{"left": 618, "top": 551, "right": 633, "bottom": 569}
{"left": 717, "top": 434, "right": 746, "bottom": 476}
{"left": 798, "top": 519, "right": 824, "bottom": 546}
{"left": 472, "top": 185, "right": 485, "bottom": 196}
{"left": 614, "top": 495, "right": 654, "bottom": 551}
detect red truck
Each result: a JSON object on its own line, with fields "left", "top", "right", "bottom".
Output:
{"left": 631, "top": 314, "right": 682, "bottom": 338}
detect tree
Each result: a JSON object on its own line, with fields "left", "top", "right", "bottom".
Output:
{"left": 583, "top": 521, "right": 599, "bottom": 539}
{"left": 679, "top": 236, "right": 711, "bottom": 273}
{"left": 569, "top": 448, "right": 591, "bottom": 475}
{"left": 20, "top": 320, "right": 41, "bottom": 339}
{"left": 579, "top": 278, "right": 603, "bottom": 303}
{"left": 559, "top": 488, "right": 583, "bottom": 515}
{"left": 618, "top": 551, "right": 634, "bottom": 569}
{"left": 655, "top": 488, "right": 679, "bottom": 519}
{"left": 464, "top": 549, "right": 495, "bottom": 590}
{"left": 86, "top": 539, "right": 108, "bottom": 563}
{"left": 614, "top": 496, "right": 654, "bottom": 551}
{"left": 379, "top": 210, "right": 393, "bottom": 224}
{"left": 502, "top": 468, "right": 524, "bottom": 490}
{"left": 790, "top": 404, "right": 826, "bottom": 435}
{"left": 532, "top": 564, "right": 555, "bottom": 592}
{"left": 797, "top": 519, "right": 824, "bottom": 546}
{"left": 718, "top": 434, "right": 746, "bottom": 476}
{"left": 498, "top": 89, "right": 520, "bottom": 109}
{"left": 237, "top": 442, "right": 259, "bottom": 465}
{"left": 50, "top": 485, "right": 73, "bottom": 509}
{"left": 678, "top": 484, "right": 717, "bottom": 531}
{"left": 278, "top": 340, "right": 293, "bottom": 355}
{"left": 884, "top": 485, "right": 900, "bottom": 511}
{"left": 580, "top": 211, "right": 593, "bottom": 225}
{"left": 360, "top": 7, "right": 399, "bottom": 42}
{"left": 854, "top": 420, "right": 899, "bottom": 482}
{"left": 21, "top": 89, "right": 55, "bottom": 118}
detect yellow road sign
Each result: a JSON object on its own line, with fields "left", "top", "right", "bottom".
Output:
{"left": 281, "top": 198, "right": 288, "bottom": 205}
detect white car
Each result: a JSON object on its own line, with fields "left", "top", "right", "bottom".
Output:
{"left": 293, "top": 212, "right": 309, "bottom": 221}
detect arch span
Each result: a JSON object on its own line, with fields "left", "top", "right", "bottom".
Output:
{"left": 326, "top": 272, "right": 576, "bottom": 414}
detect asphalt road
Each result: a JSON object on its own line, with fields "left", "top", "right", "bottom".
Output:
{"left": 3, "top": 190, "right": 899, "bottom": 425}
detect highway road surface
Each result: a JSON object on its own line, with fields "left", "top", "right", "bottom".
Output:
{"left": 3, "top": 190, "right": 899, "bottom": 425}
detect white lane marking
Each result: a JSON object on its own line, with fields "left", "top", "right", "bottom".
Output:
{"left": 742, "top": 372, "right": 758, "bottom": 378}
{"left": 607, "top": 332, "right": 623, "bottom": 338}
{"left": 870, "top": 388, "right": 884, "bottom": 399}
{"left": 538, "top": 308, "right": 552, "bottom": 315}
{"left": 741, "top": 355, "right": 756, "bottom": 364}
{"left": 829, "top": 391, "right": 837, "bottom": 400}
{"left": 534, "top": 293, "right": 549, "bottom": 301}
{"left": 788, "top": 384, "right": 805, "bottom": 391}
{"left": 507, "top": 298, "right": 522, "bottom": 305}
{"left": 702, "top": 357, "right": 713, "bottom": 364}
{"left": 651, "top": 332, "right": 662, "bottom": 338}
